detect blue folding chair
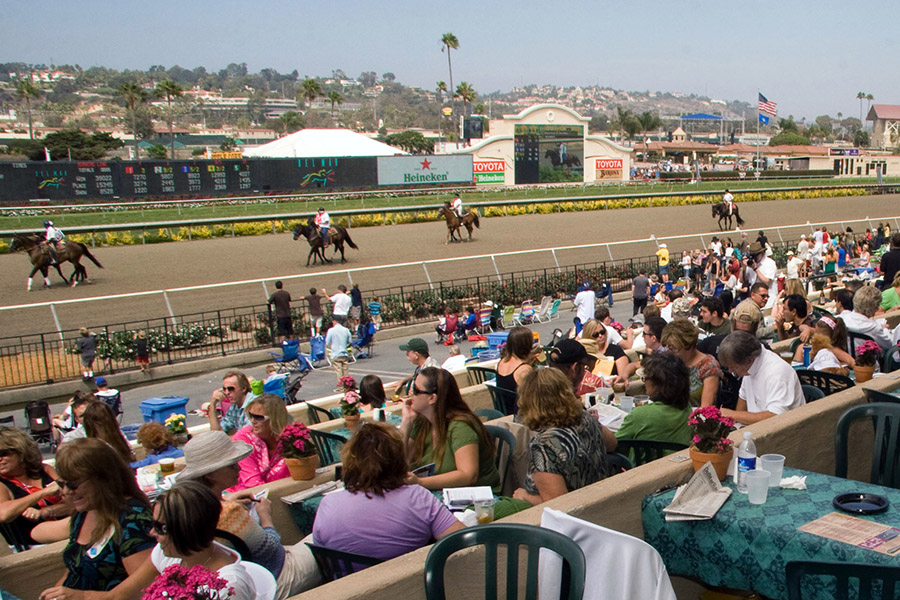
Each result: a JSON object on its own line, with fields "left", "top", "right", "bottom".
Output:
{"left": 302, "top": 335, "right": 328, "bottom": 370}
{"left": 351, "top": 322, "right": 376, "bottom": 358}
{"left": 268, "top": 339, "right": 301, "bottom": 373}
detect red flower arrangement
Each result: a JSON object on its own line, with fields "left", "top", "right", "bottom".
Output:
{"left": 277, "top": 422, "right": 317, "bottom": 459}
{"left": 688, "top": 406, "right": 736, "bottom": 454}
{"left": 142, "top": 564, "right": 233, "bottom": 600}
{"left": 856, "top": 340, "right": 882, "bottom": 368}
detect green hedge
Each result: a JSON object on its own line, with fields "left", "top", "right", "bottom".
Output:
{"left": 659, "top": 169, "right": 835, "bottom": 180}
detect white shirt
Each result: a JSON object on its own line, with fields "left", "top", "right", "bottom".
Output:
{"left": 711, "top": 241, "right": 722, "bottom": 256}
{"left": 329, "top": 292, "right": 352, "bottom": 316}
{"left": 813, "top": 230, "right": 823, "bottom": 245}
{"left": 786, "top": 257, "right": 804, "bottom": 280}
{"left": 797, "top": 240, "right": 810, "bottom": 261}
{"left": 151, "top": 543, "right": 255, "bottom": 600}
{"left": 451, "top": 197, "right": 463, "bottom": 215}
{"left": 574, "top": 290, "right": 595, "bottom": 325}
{"left": 810, "top": 347, "right": 842, "bottom": 372}
{"left": 739, "top": 349, "right": 805, "bottom": 417}
{"left": 660, "top": 303, "right": 673, "bottom": 323}
{"left": 756, "top": 256, "right": 778, "bottom": 309}
{"left": 604, "top": 323, "right": 623, "bottom": 345}
{"left": 315, "top": 212, "right": 331, "bottom": 227}
{"left": 441, "top": 354, "right": 467, "bottom": 372}
{"left": 840, "top": 310, "right": 894, "bottom": 351}
{"left": 723, "top": 192, "right": 734, "bottom": 204}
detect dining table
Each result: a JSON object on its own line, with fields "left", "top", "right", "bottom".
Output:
{"left": 642, "top": 467, "right": 900, "bottom": 599}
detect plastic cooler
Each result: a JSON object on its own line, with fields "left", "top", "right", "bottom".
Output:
{"left": 139, "top": 396, "right": 189, "bottom": 423}
{"left": 487, "top": 331, "right": 510, "bottom": 350}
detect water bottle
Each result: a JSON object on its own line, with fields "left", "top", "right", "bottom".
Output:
{"left": 736, "top": 431, "right": 757, "bottom": 494}
{"left": 802, "top": 344, "right": 812, "bottom": 367}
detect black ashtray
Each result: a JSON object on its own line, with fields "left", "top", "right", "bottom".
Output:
{"left": 833, "top": 492, "right": 890, "bottom": 515}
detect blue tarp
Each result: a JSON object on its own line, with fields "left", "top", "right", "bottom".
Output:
{"left": 681, "top": 113, "right": 723, "bottom": 120}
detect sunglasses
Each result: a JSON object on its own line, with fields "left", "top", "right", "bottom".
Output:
{"left": 248, "top": 412, "right": 269, "bottom": 423}
{"left": 56, "top": 479, "right": 82, "bottom": 491}
{"left": 222, "top": 386, "right": 237, "bottom": 393}
{"left": 0, "top": 449, "right": 15, "bottom": 458}
{"left": 151, "top": 520, "right": 168, "bottom": 535}
{"left": 411, "top": 385, "right": 434, "bottom": 396}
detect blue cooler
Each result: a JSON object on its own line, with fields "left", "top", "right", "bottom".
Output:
{"left": 487, "top": 331, "right": 510, "bottom": 350}
{"left": 139, "top": 396, "right": 189, "bottom": 424}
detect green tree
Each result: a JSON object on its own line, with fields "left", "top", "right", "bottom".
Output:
{"left": 455, "top": 81, "right": 476, "bottom": 117}
{"left": 117, "top": 81, "right": 147, "bottom": 158}
{"left": 854, "top": 130, "right": 870, "bottom": 148}
{"left": 778, "top": 117, "right": 799, "bottom": 133}
{"left": 146, "top": 144, "right": 169, "bottom": 159}
{"left": 857, "top": 91, "right": 865, "bottom": 123}
{"left": 327, "top": 90, "right": 344, "bottom": 119}
{"left": 637, "top": 111, "right": 662, "bottom": 134}
{"left": 612, "top": 107, "right": 641, "bottom": 141}
{"left": 277, "top": 110, "right": 304, "bottom": 135}
{"left": 814, "top": 115, "right": 833, "bottom": 135}
{"left": 299, "top": 78, "right": 322, "bottom": 109}
{"left": 154, "top": 79, "right": 183, "bottom": 159}
{"left": 359, "top": 71, "right": 377, "bottom": 87}
{"left": 441, "top": 33, "right": 459, "bottom": 115}
{"left": 768, "top": 131, "right": 811, "bottom": 146}
{"left": 384, "top": 130, "right": 433, "bottom": 154}
{"left": 381, "top": 72, "right": 395, "bottom": 82}
{"left": 589, "top": 113, "right": 609, "bottom": 132}
{"left": 39, "top": 129, "right": 123, "bottom": 160}
{"left": 219, "top": 136, "right": 237, "bottom": 151}
{"left": 866, "top": 93, "right": 874, "bottom": 118}
{"left": 14, "top": 77, "right": 41, "bottom": 139}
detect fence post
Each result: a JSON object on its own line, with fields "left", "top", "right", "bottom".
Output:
{"left": 163, "top": 318, "right": 173, "bottom": 365}
{"left": 40, "top": 333, "right": 52, "bottom": 384}
{"left": 266, "top": 305, "right": 276, "bottom": 349}
{"left": 218, "top": 311, "right": 228, "bottom": 356}
{"left": 399, "top": 286, "right": 407, "bottom": 326}
{"left": 104, "top": 325, "right": 114, "bottom": 375}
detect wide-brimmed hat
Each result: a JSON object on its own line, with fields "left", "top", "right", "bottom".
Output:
{"left": 747, "top": 241, "right": 765, "bottom": 255}
{"left": 177, "top": 430, "right": 252, "bottom": 481}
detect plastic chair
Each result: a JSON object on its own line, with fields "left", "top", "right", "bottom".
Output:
{"left": 786, "top": 560, "right": 900, "bottom": 600}
{"left": 795, "top": 369, "right": 855, "bottom": 397}
{"left": 306, "top": 543, "right": 383, "bottom": 581}
{"left": 485, "top": 382, "right": 518, "bottom": 416}
{"left": 847, "top": 330, "right": 877, "bottom": 358}
{"left": 467, "top": 365, "right": 497, "bottom": 386}
{"left": 548, "top": 299, "right": 562, "bottom": 320}
{"left": 534, "top": 296, "right": 553, "bottom": 323}
{"left": 884, "top": 346, "right": 900, "bottom": 373}
{"left": 306, "top": 402, "right": 334, "bottom": 425}
{"left": 268, "top": 339, "right": 301, "bottom": 373}
{"left": 801, "top": 385, "right": 826, "bottom": 403}
{"left": 614, "top": 440, "right": 688, "bottom": 467}
{"left": 485, "top": 425, "right": 516, "bottom": 493}
{"left": 834, "top": 403, "right": 900, "bottom": 489}
{"left": 242, "top": 561, "right": 278, "bottom": 600}
{"left": 864, "top": 388, "right": 900, "bottom": 404}
{"left": 424, "top": 523, "right": 586, "bottom": 600}
{"left": 501, "top": 306, "right": 516, "bottom": 328}
{"left": 215, "top": 529, "right": 252, "bottom": 560}
{"left": 308, "top": 429, "right": 346, "bottom": 466}
{"left": 517, "top": 300, "right": 535, "bottom": 325}
{"left": 606, "top": 452, "right": 634, "bottom": 475}
{"left": 478, "top": 307, "right": 493, "bottom": 334}
{"left": 475, "top": 408, "right": 505, "bottom": 421}
{"left": 0, "top": 415, "right": 14, "bottom": 427}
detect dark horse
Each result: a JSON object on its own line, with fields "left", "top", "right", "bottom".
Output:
{"left": 9, "top": 233, "right": 103, "bottom": 290}
{"left": 543, "top": 149, "right": 581, "bottom": 168}
{"left": 712, "top": 202, "right": 745, "bottom": 231}
{"left": 292, "top": 218, "right": 358, "bottom": 266}
{"left": 439, "top": 202, "right": 480, "bottom": 243}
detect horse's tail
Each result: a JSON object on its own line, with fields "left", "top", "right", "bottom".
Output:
{"left": 471, "top": 211, "right": 480, "bottom": 229}
{"left": 77, "top": 243, "right": 104, "bottom": 268}
{"left": 736, "top": 212, "right": 745, "bottom": 227}
{"left": 341, "top": 227, "right": 359, "bottom": 250}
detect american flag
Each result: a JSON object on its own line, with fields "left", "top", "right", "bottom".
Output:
{"left": 758, "top": 93, "right": 777, "bottom": 116}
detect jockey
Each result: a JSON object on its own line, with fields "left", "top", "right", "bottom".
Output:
{"left": 451, "top": 194, "right": 464, "bottom": 218}
{"left": 315, "top": 207, "right": 331, "bottom": 247}
{"left": 44, "top": 220, "right": 65, "bottom": 262}
{"left": 723, "top": 189, "right": 735, "bottom": 216}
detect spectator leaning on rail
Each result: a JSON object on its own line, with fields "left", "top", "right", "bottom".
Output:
{"left": 322, "top": 285, "right": 351, "bottom": 319}
{"left": 267, "top": 280, "right": 294, "bottom": 344}
{"left": 840, "top": 285, "right": 895, "bottom": 351}
{"left": 656, "top": 243, "right": 670, "bottom": 283}
{"left": 716, "top": 331, "right": 805, "bottom": 426}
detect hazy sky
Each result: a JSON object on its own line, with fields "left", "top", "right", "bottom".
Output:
{"left": 3, "top": 0, "right": 897, "bottom": 120}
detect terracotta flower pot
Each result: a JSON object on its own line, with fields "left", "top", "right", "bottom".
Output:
{"left": 285, "top": 455, "right": 319, "bottom": 481}
{"left": 689, "top": 447, "right": 734, "bottom": 481}
{"left": 344, "top": 413, "right": 361, "bottom": 430}
{"left": 854, "top": 364, "right": 875, "bottom": 383}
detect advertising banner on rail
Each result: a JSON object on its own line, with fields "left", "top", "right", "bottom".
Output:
{"left": 376, "top": 155, "right": 472, "bottom": 186}
{"left": 473, "top": 160, "right": 506, "bottom": 184}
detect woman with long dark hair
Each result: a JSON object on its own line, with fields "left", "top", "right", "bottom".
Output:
{"left": 494, "top": 326, "right": 535, "bottom": 415}
{"left": 81, "top": 401, "right": 134, "bottom": 464}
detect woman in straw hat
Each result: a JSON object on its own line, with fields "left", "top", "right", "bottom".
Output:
{"left": 178, "top": 430, "right": 320, "bottom": 598}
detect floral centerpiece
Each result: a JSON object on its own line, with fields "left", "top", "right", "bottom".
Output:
{"left": 337, "top": 376, "right": 362, "bottom": 429}
{"left": 277, "top": 422, "right": 318, "bottom": 480}
{"left": 338, "top": 375, "right": 357, "bottom": 392}
{"left": 855, "top": 340, "right": 882, "bottom": 368}
{"left": 142, "top": 564, "right": 233, "bottom": 600}
{"left": 687, "top": 406, "right": 736, "bottom": 480}
{"left": 165, "top": 414, "right": 187, "bottom": 436}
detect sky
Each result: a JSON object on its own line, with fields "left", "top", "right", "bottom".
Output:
{"left": 2, "top": 0, "right": 898, "bottom": 121}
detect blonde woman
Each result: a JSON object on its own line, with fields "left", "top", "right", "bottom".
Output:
{"left": 232, "top": 394, "right": 291, "bottom": 491}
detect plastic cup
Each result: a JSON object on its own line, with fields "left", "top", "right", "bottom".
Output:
{"left": 619, "top": 396, "right": 634, "bottom": 413}
{"left": 474, "top": 499, "right": 495, "bottom": 524}
{"left": 158, "top": 458, "right": 175, "bottom": 475}
{"left": 634, "top": 394, "right": 651, "bottom": 406}
{"left": 760, "top": 454, "right": 785, "bottom": 487}
{"left": 746, "top": 470, "right": 770, "bottom": 504}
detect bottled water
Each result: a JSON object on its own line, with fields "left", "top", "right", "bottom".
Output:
{"left": 736, "top": 431, "right": 757, "bottom": 493}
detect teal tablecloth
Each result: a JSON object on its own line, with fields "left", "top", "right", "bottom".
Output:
{"left": 642, "top": 467, "right": 900, "bottom": 600}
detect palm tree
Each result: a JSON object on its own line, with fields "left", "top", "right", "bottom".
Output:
{"left": 15, "top": 78, "right": 41, "bottom": 140}
{"left": 117, "top": 81, "right": 147, "bottom": 159}
{"left": 436, "top": 81, "right": 448, "bottom": 138}
{"left": 441, "top": 33, "right": 459, "bottom": 114}
{"left": 836, "top": 112, "right": 843, "bottom": 140}
{"left": 299, "top": 78, "right": 322, "bottom": 110}
{"left": 857, "top": 91, "right": 865, "bottom": 124}
{"left": 327, "top": 90, "right": 343, "bottom": 120}
{"left": 866, "top": 93, "right": 874, "bottom": 125}
{"left": 455, "top": 82, "right": 476, "bottom": 117}
{"left": 155, "top": 80, "right": 183, "bottom": 159}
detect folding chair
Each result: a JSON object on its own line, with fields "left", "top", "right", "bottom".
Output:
{"left": 302, "top": 335, "right": 328, "bottom": 370}
{"left": 517, "top": 300, "right": 535, "bottom": 325}
{"left": 477, "top": 307, "right": 493, "bottom": 334}
{"left": 24, "top": 401, "right": 56, "bottom": 453}
{"left": 351, "top": 322, "right": 377, "bottom": 358}
{"left": 501, "top": 306, "right": 516, "bottom": 329}
{"left": 548, "top": 299, "right": 562, "bottom": 320}
{"left": 95, "top": 390, "right": 123, "bottom": 424}
{"left": 268, "top": 339, "right": 301, "bottom": 373}
{"left": 534, "top": 296, "right": 553, "bottom": 323}
{"left": 0, "top": 415, "right": 14, "bottom": 427}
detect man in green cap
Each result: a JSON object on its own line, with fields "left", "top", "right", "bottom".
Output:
{"left": 399, "top": 338, "right": 439, "bottom": 394}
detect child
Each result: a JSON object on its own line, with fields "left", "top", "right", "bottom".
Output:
{"left": 368, "top": 296, "right": 382, "bottom": 330}
{"left": 793, "top": 315, "right": 854, "bottom": 375}
{"left": 135, "top": 330, "right": 150, "bottom": 374}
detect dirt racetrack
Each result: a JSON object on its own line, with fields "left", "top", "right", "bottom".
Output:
{"left": 2, "top": 193, "right": 899, "bottom": 339}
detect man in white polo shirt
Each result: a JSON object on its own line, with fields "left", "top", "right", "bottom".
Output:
{"left": 716, "top": 331, "right": 805, "bottom": 425}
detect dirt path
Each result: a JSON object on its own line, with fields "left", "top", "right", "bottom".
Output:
{"left": 2, "top": 193, "right": 898, "bottom": 338}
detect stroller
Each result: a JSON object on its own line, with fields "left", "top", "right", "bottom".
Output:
{"left": 24, "top": 401, "right": 56, "bottom": 453}
{"left": 282, "top": 369, "right": 309, "bottom": 405}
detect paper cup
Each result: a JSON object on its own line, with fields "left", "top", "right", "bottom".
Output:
{"left": 158, "top": 458, "right": 176, "bottom": 474}
{"left": 760, "top": 454, "right": 785, "bottom": 487}
{"left": 619, "top": 396, "right": 634, "bottom": 413}
{"left": 746, "top": 470, "right": 770, "bottom": 504}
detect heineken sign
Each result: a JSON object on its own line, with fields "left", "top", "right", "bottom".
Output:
{"left": 473, "top": 160, "right": 505, "bottom": 184}
{"left": 377, "top": 155, "right": 472, "bottom": 186}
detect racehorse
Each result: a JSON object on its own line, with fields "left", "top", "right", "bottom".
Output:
{"left": 9, "top": 233, "right": 104, "bottom": 290}
{"left": 712, "top": 202, "right": 745, "bottom": 230}
{"left": 440, "top": 202, "right": 480, "bottom": 243}
{"left": 543, "top": 149, "right": 582, "bottom": 168}
{"left": 292, "top": 218, "right": 358, "bottom": 266}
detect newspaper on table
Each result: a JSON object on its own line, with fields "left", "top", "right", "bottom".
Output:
{"left": 280, "top": 481, "right": 341, "bottom": 504}
{"left": 443, "top": 486, "right": 494, "bottom": 509}
{"left": 662, "top": 462, "right": 733, "bottom": 521}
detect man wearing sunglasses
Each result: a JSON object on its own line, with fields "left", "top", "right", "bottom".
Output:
{"left": 208, "top": 370, "right": 255, "bottom": 436}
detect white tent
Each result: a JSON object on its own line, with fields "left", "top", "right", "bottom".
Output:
{"left": 243, "top": 128, "right": 406, "bottom": 158}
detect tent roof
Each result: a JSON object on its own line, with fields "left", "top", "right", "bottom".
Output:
{"left": 243, "top": 128, "right": 406, "bottom": 158}
{"left": 680, "top": 113, "right": 723, "bottom": 120}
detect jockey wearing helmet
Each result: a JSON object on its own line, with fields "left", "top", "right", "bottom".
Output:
{"left": 315, "top": 207, "right": 331, "bottom": 247}
{"left": 451, "top": 193, "right": 464, "bottom": 218}
{"left": 44, "top": 220, "right": 65, "bottom": 262}
{"left": 723, "top": 189, "right": 735, "bottom": 216}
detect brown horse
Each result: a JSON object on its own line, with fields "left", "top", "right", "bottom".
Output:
{"left": 9, "top": 233, "right": 103, "bottom": 290}
{"left": 440, "top": 202, "right": 480, "bottom": 243}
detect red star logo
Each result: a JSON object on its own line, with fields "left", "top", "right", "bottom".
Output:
{"left": 420, "top": 158, "right": 432, "bottom": 170}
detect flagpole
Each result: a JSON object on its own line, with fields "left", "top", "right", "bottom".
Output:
{"left": 756, "top": 89, "right": 761, "bottom": 170}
